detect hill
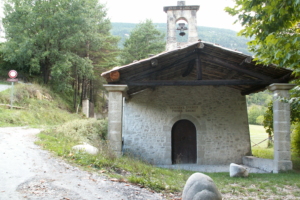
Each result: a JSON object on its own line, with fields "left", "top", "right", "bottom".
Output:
{"left": 0, "top": 83, "right": 81, "bottom": 127}
{"left": 111, "top": 22, "right": 251, "bottom": 55}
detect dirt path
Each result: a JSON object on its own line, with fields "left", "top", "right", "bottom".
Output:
{"left": 0, "top": 84, "right": 11, "bottom": 92}
{"left": 0, "top": 127, "right": 164, "bottom": 200}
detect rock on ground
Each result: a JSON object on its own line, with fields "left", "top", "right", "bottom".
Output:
{"left": 72, "top": 143, "right": 99, "bottom": 155}
{"left": 0, "top": 127, "right": 164, "bottom": 200}
{"left": 230, "top": 163, "right": 249, "bottom": 178}
{"left": 182, "top": 172, "right": 222, "bottom": 200}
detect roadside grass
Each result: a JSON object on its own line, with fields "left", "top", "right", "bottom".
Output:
{"left": 0, "top": 83, "right": 81, "bottom": 127}
{"left": 0, "top": 81, "right": 10, "bottom": 85}
{"left": 36, "top": 120, "right": 300, "bottom": 199}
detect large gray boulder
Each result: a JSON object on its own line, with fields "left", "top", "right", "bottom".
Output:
{"left": 182, "top": 173, "right": 222, "bottom": 200}
{"left": 72, "top": 143, "right": 99, "bottom": 155}
{"left": 230, "top": 163, "right": 249, "bottom": 177}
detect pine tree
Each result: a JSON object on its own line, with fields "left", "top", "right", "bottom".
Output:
{"left": 120, "top": 19, "right": 165, "bottom": 65}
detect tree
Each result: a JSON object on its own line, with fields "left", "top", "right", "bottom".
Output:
{"left": 248, "top": 105, "right": 266, "bottom": 125}
{"left": 120, "top": 19, "right": 165, "bottom": 65}
{"left": 225, "top": 1, "right": 300, "bottom": 76}
{"left": 1, "top": 0, "right": 119, "bottom": 109}
{"left": 227, "top": 0, "right": 300, "bottom": 152}
{"left": 263, "top": 88, "right": 300, "bottom": 149}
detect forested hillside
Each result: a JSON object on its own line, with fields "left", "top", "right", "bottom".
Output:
{"left": 111, "top": 22, "right": 251, "bottom": 55}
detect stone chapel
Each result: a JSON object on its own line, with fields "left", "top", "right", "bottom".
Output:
{"left": 101, "top": 1, "right": 295, "bottom": 173}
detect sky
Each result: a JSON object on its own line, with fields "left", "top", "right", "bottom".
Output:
{"left": 0, "top": 0, "right": 242, "bottom": 31}
{"left": 102, "top": 0, "right": 242, "bottom": 31}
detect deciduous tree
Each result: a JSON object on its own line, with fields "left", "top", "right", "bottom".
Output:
{"left": 227, "top": 0, "right": 300, "bottom": 152}
{"left": 225, "top": 1, "right": 300, "bottom": 76}
{"left": 1, "top": 0, "right": 119, "bottom": 109}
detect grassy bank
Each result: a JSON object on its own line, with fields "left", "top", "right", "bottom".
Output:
{"left": 36, "top": 120, "right": 300, "bottom": 199}
{"left": 249, "top": 124, "right": 269, "bottom": 148}
{"left": 0, "top": 83, "right": 81, "bottom": 127}
{"left": 249, "top": 125, "right": 300, "bottom": 171}
{"left": 252, "top": 147, "right": 300, "bottom": 171}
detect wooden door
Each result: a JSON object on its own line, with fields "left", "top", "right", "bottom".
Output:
{"left": 172, "top": 120, "right": 197, "bottom": 164}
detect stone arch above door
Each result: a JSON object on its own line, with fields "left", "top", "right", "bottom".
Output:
{"left": 167, "top": 114, "right": 203, "bottom": 133}
{"left": 164, "top": 114, "right": 206, "bottom": 165}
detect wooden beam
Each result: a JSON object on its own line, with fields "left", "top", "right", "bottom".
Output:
{"left": 127, "top": 79, "right": 281, "bottom": 86}
{"left": 239, "top": 56, "right": 252, "bottom": 65}
{"left": 196, "top": 53, "right": 202, "bottom": 80}
{"left": 182, "top": 60, "right": 195, "bottom": 77}
{"left": 202, "top": 54, "right": 273, "bottom": 80}
{"left": 125, "top": 51, "right": 197, "bottom": 81}
{"left": 241, "top": 72, "right": 293, "bottom": 95}
{"left": 225, "top": 71, "right": 238, "bottom": 79}
{"left": 241, "top": 86, "right": 269, "bottom": 95}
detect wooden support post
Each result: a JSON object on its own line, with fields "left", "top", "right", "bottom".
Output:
{"left": 196, "top": 53, "right": 202, "bottom": 80}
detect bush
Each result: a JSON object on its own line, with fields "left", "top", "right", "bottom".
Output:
{"left": 292, "top": 122, "right": 300, "bottom": 156}
{"left": 46, "top": 118, "right": 107, "bottom": 147}
{"left": 256, "top": 115, "right": 264, "bottom": 125}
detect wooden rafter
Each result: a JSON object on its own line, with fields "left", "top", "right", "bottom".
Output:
{"left": 125, "top": 51, "right": 197, "bottom": 81}
{"left": 126, "top": 79, "right": 281, "bottom": 86}
{"left": 196, "top": 52, "right": 202, "bottom": 80}
{"left": 201, "top": 54, "right": 273, "bottom": 80}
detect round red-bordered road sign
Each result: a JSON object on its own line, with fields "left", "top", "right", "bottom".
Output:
{"left": 8, "top": 70, "right": 18, "bottom": 79}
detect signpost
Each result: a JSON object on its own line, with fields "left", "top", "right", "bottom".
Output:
{"left": 7, "top": 70, "right": 18, "bottom": 109}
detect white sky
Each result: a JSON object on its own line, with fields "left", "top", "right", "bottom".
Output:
{"left": 0, "top": 0, "right": 242, "bottom": 31}
{"left": 102, "top": 0, "right": 242, "bottom": 31}
{"left": 0, "top": 1, "right": 3, "bottom": 18}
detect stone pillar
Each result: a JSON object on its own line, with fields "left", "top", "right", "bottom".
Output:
{"left": 82, "top": 99, "right": 89, "bottom": 118}
{"left": 268, "top": 83, "right": 296, "bottom": 173}
{"left": 89, "top": 102, "right": 94, "bottom": 118}
{"left": 103, "top": 85, "right": 128, "bottom": 157}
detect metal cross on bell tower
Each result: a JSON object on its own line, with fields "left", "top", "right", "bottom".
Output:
{"left": 164, "top": 1, "right": 200, "bottom": 51}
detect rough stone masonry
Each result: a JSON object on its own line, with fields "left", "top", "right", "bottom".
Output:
{"left": 122, "top": 86, "right": 251, "bottom": 165}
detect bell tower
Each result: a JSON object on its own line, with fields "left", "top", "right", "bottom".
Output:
{"left": 164, "top": 1, "right": 200, "bottom": 51}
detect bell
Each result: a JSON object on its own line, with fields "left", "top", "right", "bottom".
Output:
{"left": 179, "top": 31, "right": 186, "bottom": 36}
{"left": 177, "top": 23, "right": 188, "bottom": 37}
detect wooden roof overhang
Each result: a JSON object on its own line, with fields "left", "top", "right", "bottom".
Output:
{"left": 101, "top": 41, "right": 294, "bottom": 96}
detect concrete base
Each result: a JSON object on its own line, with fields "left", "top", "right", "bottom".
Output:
{"left": 156, "top": 164, "right": 268, "bottom": 173}
{"left": 273, "top": 160, "right": 293, "bottom": 173}
{"left": 243, "top": 156, "right": 274, "bottom": 173}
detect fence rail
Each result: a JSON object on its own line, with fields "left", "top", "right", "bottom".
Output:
{"left": 251, "top": 137, "right": 273, "bottom": 147}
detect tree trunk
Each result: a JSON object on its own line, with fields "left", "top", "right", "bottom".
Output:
{"left": 89, "top": 80, "right": 93, "bottom": 103}
{"left": 42, "top": 57, "right": 51, "bottom": 84}
{"left": 73, "top": 75, "right": 78, "bottom": 109}
{"left": 81, "top": 77, "right": 85, "bottom": 104}
{"left": 267, "top": 134, "right": 273, "bottom": 148}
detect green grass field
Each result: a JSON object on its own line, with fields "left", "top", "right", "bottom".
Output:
{"left": 249, "top": 124, "right": 269, "bottom": 148}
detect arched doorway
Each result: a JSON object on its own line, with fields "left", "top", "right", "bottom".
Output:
{"left": 172, "top": 119, "right": 197, "bottom": 164}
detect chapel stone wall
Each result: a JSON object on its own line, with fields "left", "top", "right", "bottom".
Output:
{"left": 123, "top": 86, "right": 251, "bottom": 165}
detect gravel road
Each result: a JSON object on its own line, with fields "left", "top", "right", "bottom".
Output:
{"left": 0, "top": 84, "right": 11, "bottom": 92}
{"left": 0, "top": 127, "right": 164, "bottom": 200}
